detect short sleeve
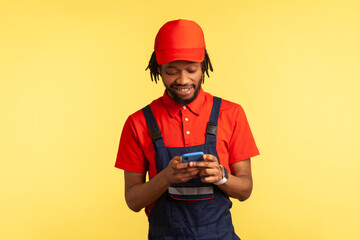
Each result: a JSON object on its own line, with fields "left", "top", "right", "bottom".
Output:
{"left": 228, "top": 105, "right": 259, "bottom": 164}
{"left": 115, "top": 115, "right": 148, "bottom": 173}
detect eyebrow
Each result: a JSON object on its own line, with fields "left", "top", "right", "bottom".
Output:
{"left": 164, "top": 66, "right": 177, "bottom": 69}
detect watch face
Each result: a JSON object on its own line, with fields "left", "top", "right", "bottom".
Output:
{"left": 223, "top": 166, "right": 229, "bottom": 179}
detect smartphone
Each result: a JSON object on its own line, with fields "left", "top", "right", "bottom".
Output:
{"left": 182, "top": 152, "right": 204, "bottom": 163}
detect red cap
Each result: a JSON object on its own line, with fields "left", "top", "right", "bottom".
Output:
{"left": 154, "top": 19, "right": 206, "bottom": 65}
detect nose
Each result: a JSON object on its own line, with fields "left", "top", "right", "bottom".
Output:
{"left": 178, "top": 70, "right": 190, "bottom": 84}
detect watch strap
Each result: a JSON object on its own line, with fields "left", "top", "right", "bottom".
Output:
{"left": 214, "top": 165, "right": 228, "bottom": 186}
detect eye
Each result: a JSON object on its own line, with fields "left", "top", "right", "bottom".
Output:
{"left": 187, "top": 69, "right": 197, "bottom": 74}
{"left": 166, "top": 71, "right": 177, "bottom": 76}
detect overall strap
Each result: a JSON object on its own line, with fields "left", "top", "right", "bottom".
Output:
{"left": 205, "top": 96, "right": 222, "bottom": 144}
{"left": 141, "top": 105, "right": 166, "bottom": 149}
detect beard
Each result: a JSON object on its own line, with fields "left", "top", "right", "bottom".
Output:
{"left": 164, "top": 81, "right": 202, "bottom": 105}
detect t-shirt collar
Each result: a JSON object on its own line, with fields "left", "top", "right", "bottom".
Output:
{"left": 162, "top": 87, "right": 205, "bottom": 118}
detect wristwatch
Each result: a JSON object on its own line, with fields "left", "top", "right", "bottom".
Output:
{"left": 214, "top": 165, "right": 229, "bottom": 185}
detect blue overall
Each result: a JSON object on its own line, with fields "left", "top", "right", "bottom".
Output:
{"left": 142, "top": 97, "right": 240, "bottom": 240}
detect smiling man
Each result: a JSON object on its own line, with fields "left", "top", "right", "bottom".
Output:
{"left": 160, "top": 61, "right": 202, "bottom": 104}
{"left": 115, "top": 19, "right": 259, "bottom": 240}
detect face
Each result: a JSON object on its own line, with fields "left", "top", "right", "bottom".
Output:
{"left": 159, "top": 61, "right": 203, "bottom": 105}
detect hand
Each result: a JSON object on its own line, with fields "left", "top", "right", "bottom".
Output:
{"left": 188, "top": 154, "right": 223, "bottom": 183}
{"left": 163, "top": 156, "right": 200, "bottom": 184}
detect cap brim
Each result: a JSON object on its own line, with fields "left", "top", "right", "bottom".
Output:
{"left": 155, "top": 48, "right": 205, "bottom": 65}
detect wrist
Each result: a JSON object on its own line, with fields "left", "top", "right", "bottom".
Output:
{"left": 161, "top": 167, "right": 174, "bottom": 186}
{"left": 214, "top": 165, "right": 229, "bottom": 186}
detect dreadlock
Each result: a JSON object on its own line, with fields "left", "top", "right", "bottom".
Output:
{"left": 145, "top": 49, "right": 213, "bottom": 84}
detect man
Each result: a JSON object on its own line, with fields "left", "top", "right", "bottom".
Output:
{"left": 115, "top": 19, "right": 259, "bottom": 240}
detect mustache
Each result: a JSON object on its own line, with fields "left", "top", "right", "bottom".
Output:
{"left": 170, "top": 83, "right": 196, "bottom": 88}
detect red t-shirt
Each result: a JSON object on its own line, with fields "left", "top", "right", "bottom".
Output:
{"left": 115, "top": 88, "right": 259, "bottom": 180}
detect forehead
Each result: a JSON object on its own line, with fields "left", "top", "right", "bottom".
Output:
{"left": 162, "top": 60, "right": 201, "bottom": 69}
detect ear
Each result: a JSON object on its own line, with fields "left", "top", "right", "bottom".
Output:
{"left": 157, "top": 66, "right": 161, "bottom": 74}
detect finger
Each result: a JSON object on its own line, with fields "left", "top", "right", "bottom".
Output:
{"left": 169, "top": 157, "right": 181, "bottom": 167}
{"left": 189, "top": 154, "right": 218, "bottom": 167}
{"left": 185, "top": 167, "right": 200, "bottom": 173}
{"left": 189, "top": 160, "right": 218, "bottom": 168}
{"left": 174, "top": 170, "right": 200, "bottom": 183}
{"left": 173, "top": 156, "right": 182, "bottom": 163}
{"left": 200, "top": 175, "right": 221, "bottom": 183}
{"left": 199, "top": 167, "right": 221, "bottom": 178}
{"left": 203, "top": 154, "right": 218, "bottom": 162}
{"left": 175, "top": 167, "right": 199, "bottom": 175}
{"left": 200, "top": 167, "right": 222, "bottom": 183}
{"left": 175, "top": 162, "right": 190, "bottom": 169}
{"left": 170, "top": 157, "right": 189, "bottom": 169}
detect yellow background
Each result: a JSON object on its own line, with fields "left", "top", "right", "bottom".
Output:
{"left": 1, "top": 0, "right": 359, "bottom": 239}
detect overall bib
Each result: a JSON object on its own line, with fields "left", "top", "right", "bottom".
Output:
{"left": 142, "top": 97, "right": 240, "bottom": 240}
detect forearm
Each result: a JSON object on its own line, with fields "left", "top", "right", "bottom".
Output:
{"left": 218, "top": 173, "right": 253, "bottom": 201}
{"left": 125, "top": 157, "right": 200, "bottom": 212}
{"left": 191, "top": 156, "right": 253, "bottom": 201}
{"left": 125, "top": 170, "right": 171, "bottom": 212}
